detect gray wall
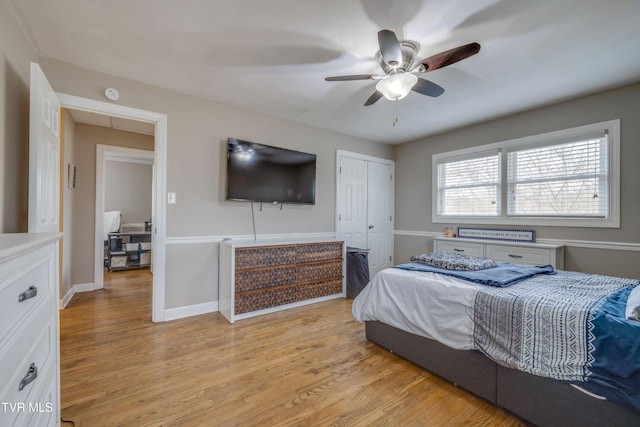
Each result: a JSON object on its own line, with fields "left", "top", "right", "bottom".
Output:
{"left": 105, "top": 160, "right": 153, "bottom": 226}
{"left": 0, "top": 0, "right": 38, "bottom": 233}
{"left": 38, "top": 58, "right": 393, "bottom": 310}
{"left": 394, "top": 82, "right": 640, "bottom": 278}
{"left": 71, "top": 123, "right": 153, "bottom": 285}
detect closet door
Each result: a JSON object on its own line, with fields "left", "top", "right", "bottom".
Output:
{"left": 337, "top": 152, "right": 394, "bottom": 278}
{"left": 367, "top": 161, "right": 394, "bottom": 276}
{"left": 337, "top": 156, "right": 368, "bottom": 250}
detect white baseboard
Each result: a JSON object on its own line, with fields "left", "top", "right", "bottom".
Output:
{"left": 59, "top": 282, "right": 96, "bottom": 309}
{"left": 164, "top": 301, "right": 219, "bottom": 322}
{"left": 60, "top": 287, "right": 75, "bottom": 309}
{"left": 74, "top": 282, "right": 96, "bottom": 292}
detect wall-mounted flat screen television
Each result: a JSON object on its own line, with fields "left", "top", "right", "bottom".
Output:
{"left": 226, "top": 138, "right": 316, "bottom": 205}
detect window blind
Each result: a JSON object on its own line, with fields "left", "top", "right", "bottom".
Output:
{"left": 507, "top": 132, "right": 608, "bottom": 217}
{"left": 437, "top": 152, "right": 500, "bottom": 216}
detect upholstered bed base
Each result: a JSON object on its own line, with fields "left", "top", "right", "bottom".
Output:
{"left": 365, "top": 321, "right": 640, "bottom": 426}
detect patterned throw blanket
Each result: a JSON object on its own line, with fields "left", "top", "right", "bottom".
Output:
{"left": 395, "top": 262, "right": 555, "bottom": 287}
{"left": 470, "top": 270, "right": 640, "bottom": 409}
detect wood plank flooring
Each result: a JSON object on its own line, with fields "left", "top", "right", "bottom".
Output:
{"left": 60, "top": 270, "right": 526, "bottom": 426}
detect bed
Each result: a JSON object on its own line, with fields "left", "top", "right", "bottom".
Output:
{"left": 353, "top": 255, "right": 640, "bottom": 426}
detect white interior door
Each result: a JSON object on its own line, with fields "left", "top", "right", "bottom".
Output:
{"left": 338, "top": 156, "right": 368, "bottom": 249}
{"left": 367, "top": 161, "right": 394, "bottom": 276}
{"left": 337, "top": 151, "right": 394, "bottom": 278}
{"left": 28, "top": 62, "right": 61, "bottom": 233}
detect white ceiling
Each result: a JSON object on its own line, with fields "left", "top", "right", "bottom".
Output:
{"left": 9, "top": 0, "right": 640, "bottom": 144}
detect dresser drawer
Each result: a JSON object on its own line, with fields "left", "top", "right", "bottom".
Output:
{"left": 0, "top": 303, "right": 57, "bottom": 411}
{"left": 24, "top": 367, "right": 58, "bottom": 427}
{"left": 235, "top": 246, "right": 297, "bottom": 269}
{"left": 235, "top": 260, "right": 343, "bottom": 292}
{"left": 434, "top": 240, "right": 484, "bottom": 257}
{"left": 0, "top": 257, "right": 52, "bottom": 343}
{"left": 486, "top": 244, "right": 551, "bottom": 266}
{"left": 1, "top": 362, "right": 57, "bottom": 427}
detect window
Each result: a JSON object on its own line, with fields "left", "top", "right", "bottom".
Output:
{"left": 432, "top": 120, "right": 620, "bottom": 227}
{"left": 436, "top": 151, "right": 500, "bottom": 216}
{"left": 507, "top": 135, "right": 607, "bottom": 217}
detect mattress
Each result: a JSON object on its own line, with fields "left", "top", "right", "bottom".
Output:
{"left": 352, "top": 267, "right": 482, "bottom": 350}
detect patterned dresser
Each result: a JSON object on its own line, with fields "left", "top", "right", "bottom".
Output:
{"left": 219, "top": 239, "right": 345, "bottom": 323}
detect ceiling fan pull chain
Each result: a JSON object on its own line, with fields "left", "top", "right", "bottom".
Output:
{"left": 393, "top": 101, "right": 399, "bottom": 127}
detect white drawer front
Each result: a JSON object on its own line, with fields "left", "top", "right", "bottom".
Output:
{"left": 0, "top": 304, "right": 56, "bottom": 421}
{"left": 434, "top": 240, "right": 484, "bottom": 257}
{"left": 0, "top": 258, "right": 52, "bottom": 343}
{"left": 486, "top": 245, "right": 550, "bottom": 266}
{"left": 3, "top": 365, "right": 57, "bottom": 427}
{"left": 26, "top": 367, "right": 58, "bottom": 427}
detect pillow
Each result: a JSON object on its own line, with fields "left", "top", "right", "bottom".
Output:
{"left": 626, "top": 286, "right": 640, "bottom": 321}
{"left": 410, "top": 251, "right": 497, "bottom": 271}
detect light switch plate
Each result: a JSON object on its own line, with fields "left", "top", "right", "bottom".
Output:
{"left": 168, "top": 192, "right": 176, "bottom": 204}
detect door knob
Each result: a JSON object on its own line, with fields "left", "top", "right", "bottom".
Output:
{"left": 368, "top": 225, "right": 374, "bottom": 229}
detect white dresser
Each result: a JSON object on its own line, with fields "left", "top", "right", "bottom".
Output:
{"left": 433, "top": 236, "right": 564, "bottom": 269}
{"left": 0, "top": 233, "right": 61, "bottom": 427}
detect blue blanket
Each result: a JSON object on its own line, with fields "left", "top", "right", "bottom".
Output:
{"left": 585, "top": 287, "right": 640, "bottom": 411}
{"left": 394, "top": 262, "right": 555, "bottom": 287}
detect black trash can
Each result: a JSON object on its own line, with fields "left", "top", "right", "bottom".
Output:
{"left": 346, "top": 247, "right": 370, "bottom": 298}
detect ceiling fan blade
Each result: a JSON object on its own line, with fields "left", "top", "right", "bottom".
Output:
{"left": 378, "top": 30, "right": 403, "bottom": 68}
{"left": 364, "top": 91, "right": 383, "bottom": 106}
{"left": 420, "top": 42, "right": 481, "bottom": 72}
{"left": 411, "top": 78, "right": 445, "bottom": 97}
{"left": 325, "top": 74, "right": 376, "bottom": 81}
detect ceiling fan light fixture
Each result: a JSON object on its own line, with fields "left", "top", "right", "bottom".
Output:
{"left": 376, "top": 73, "right": 418, "bottom": 101}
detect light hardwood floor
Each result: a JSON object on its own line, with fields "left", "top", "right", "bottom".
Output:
{"left": 60, "top": 270, "right": 526, "bottom": 426}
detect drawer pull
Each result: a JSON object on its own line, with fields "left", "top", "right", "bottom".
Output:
{"left": 508, "top": 254, "right": 523, "bottom": 259}
{"left": 18, "top": 363, "right": 38, "bottom": 391}
{"left": 453, "top": 248, "right": 464, "bottom": 252}
{"left": 18, "top": 285, "right": 38, "bottom": 302}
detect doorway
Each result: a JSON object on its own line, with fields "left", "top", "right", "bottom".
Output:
{"left": 98, "top": 145, "right": 154, "bottom": 284}
{"left": 57, "top": 93, "right": 168, "bottom": 322}
{"left": 336, "top": 150, "right": 395, "bottom": 277}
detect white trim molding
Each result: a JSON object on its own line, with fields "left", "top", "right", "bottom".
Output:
{"left": 56, "top": 93, "right": 168, "bottom": 323}
{"left": 165, "top": 232, "right": 337, "bottom": 246}
{"left": 394, "top": 230, "right": 640, "bottom": 252}
{"left": 95, "top": 144, "right": 154, "bottom": 292}
{"left": 164, "top": 301, "right": 219, "bottom": 322}
{"left": 59, "top": 282, "right": 96, "bottom": 309}
{"left": 60, "top": 287, "right": 75, "bottom": 309}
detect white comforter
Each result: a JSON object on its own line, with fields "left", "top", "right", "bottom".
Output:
{"left": 352, "top": 267, "right": 484, "bottom": 350}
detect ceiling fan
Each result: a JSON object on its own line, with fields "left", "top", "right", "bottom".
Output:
{"left": 325, "top": 30, "right": 480, "bottom": 106}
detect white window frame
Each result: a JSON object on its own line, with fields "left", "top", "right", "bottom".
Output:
{"left": 432, "top": 119, "right": 620, "bottom": 228}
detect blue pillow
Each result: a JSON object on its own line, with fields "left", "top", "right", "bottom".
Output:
{"left": 626, "top": 286, "right": 640, "bottom": 321}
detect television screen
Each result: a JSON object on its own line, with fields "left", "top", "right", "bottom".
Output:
{"left": 226, "top": 138, "right": 316, "bottom": 205}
